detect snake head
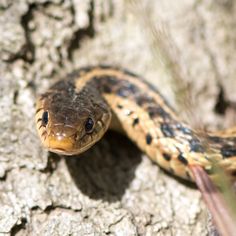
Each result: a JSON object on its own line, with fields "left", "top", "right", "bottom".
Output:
{"left": 35, "top": 81, "right": 111, "bottom": 155}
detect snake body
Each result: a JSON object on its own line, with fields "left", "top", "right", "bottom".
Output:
{"left": 35, "top": 66, "right": 236, "bottom": 181}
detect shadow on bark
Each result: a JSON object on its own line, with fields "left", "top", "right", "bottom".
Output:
{"left": 65, "top": 131, "right": 142, "bottom": 202}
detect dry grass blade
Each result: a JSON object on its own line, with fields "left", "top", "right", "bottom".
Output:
{"left": 190, "top": 165, "right": 236, "bottom": 236}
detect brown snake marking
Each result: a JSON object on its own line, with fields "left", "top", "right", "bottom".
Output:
{"left": 35, "top": 65, "right": 236, "bottom": 181}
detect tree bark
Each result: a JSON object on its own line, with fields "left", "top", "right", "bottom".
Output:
{"left": 1, "top": 0, "right": 236, "bottom": 235}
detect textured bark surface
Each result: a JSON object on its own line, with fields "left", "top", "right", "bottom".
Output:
{"left": 1, "top": 0, "right": 236, "bottom": 235}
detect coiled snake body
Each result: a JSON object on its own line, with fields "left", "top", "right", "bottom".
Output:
{"left": 35, "top": 66, "right": 236, "bottom": 181}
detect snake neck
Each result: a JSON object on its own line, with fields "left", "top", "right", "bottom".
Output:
{"left": 68, "top": 66, "right": 236, "bottom": 181}
{"left": 67, "top": 67, "right": 217, "bottom": 180}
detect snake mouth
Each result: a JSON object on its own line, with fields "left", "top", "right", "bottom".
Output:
{"left": 47, "top": 135, "right": 75, "bottom": 155}
{"left": 46, "top": 134, "right": 93, "bottom": 156}
{"left": 42, "top": 124, "right": 79, "bottom": 155}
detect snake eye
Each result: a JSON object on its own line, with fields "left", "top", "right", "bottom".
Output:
{"left": 85, "top": 118, "right": 94, "bottom": 133}
{"left": 42, "top": 111, "right": 49, "bottom": 126}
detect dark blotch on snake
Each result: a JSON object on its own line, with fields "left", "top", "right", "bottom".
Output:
{"left": 102, "top": 84, "right": 112, "bottom": 93}
{"left": 160, "top": 123, "right": 174, "bottom": 137}
{"left": 132, "top": 118, "right": 139, "bottom": 127}
{"left": 146, "top": 133, "right": 153, "bottom": 145}
{"left": 178, "top": 153, "right": 188, "bottom": 165}
{"left": 176, "top": 124, "right": 192, "bottom": 135}
{"left": 221, "top": 145, "right": 236, "bottom": 158}
{"left": 189, "top": 138, "right": 204, "bottom": 153}
{"left": 117, "top": 82, "right": 139, "bottom": 98}
{"left": 148, "top": 106, "right": 170, "bottom": 120}
{"left": 163, "top": 153, "right": 171, "bottom": 161}
{"left": 136, "top": 95, "right": 153, "bottom": 106}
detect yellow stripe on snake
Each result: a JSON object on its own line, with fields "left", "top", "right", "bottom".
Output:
{"left": 35, "top": 66, "right": 236, "bottom": 182}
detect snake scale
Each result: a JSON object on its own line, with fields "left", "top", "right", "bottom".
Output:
{"left": 35, "top": 66, "right": 236, "bottom": 182}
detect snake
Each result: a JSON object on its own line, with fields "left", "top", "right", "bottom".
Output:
{"left": 35, "top": 65, "right": 236, "bottom": 182}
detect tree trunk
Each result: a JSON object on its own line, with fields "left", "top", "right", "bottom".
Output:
{"left": 1, "top": 0, "right": 236, "bottom": 235}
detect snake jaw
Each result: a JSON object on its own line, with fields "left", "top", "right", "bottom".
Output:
{"left": 47, "top": 136, "right": 75, "bottom": 155}
{"left": 46, "top": 133, "right": 96, "bottom": 155}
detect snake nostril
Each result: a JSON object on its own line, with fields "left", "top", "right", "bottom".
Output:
{"left": 73, "top": 133, "right": 79, "bottom": 141}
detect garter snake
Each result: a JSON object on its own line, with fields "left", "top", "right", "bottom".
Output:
{"left": 35, "top": 66, "right": 236, "bottom": 181}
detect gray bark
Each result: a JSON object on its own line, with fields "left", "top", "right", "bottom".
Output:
{"left": 1, "top": 0, "right": 236, "bottom": 235}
